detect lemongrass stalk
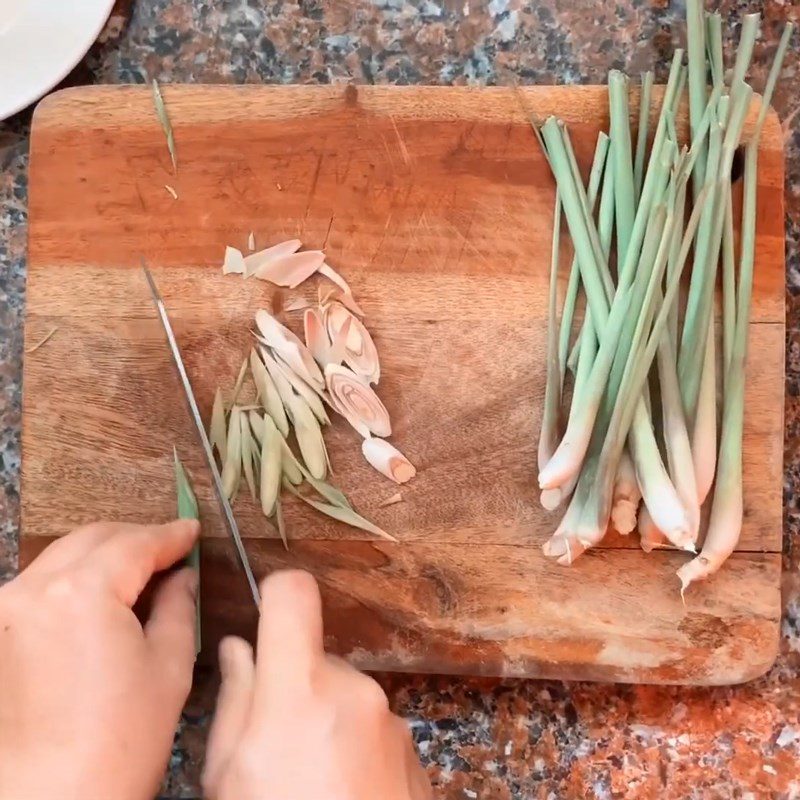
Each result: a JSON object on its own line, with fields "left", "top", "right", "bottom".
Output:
{"left": 539, "top": 196, "right": 665, "bottom": 491}
{"left": 558, "top": 134, "right": 610, "bottom": 385}
{"left": 706, "top": 12, "right": 724, "bottom": 94}
{"left": 174, "top": 449, "right": 201, "bottom": 654}
{"left": 686, "top": 0, "right": 708, "bottom": 200}
{"left": 692, "top": 316, "right": 717, "bottom": 504}
{"left": 638, "top": 505, "right": 668, "bottom": 552}
{"left": 678, "top": 21, "right": 794, "bottom": 591}
{"left": 679, "top": 84, "right": 753, "bottom": 420}
{"left": 722, "top": 186, "right": 736, "bottom": 382}
{"left": 609, "top": 70, "right": 636, "bottom": 265}
{"left": 730, "top": 14, "right": 761, "bottom": 96}
{"left": 562, "top": 128, "right": 615, "bottom": 298}
{"left": 611, "top": 451, "right": 640, "bottom": 534}
{"left": 634, "top": 72, "right": 654, "bottom": 203}
{"left": 540, "top": 118, "right": 610, "bottom": 328}
{"left": 546, "top": 199, "right": 689, "bottom": 561}
{"left": 666, "top": 169, "right": 688, "bottom": 351}
{"left": 539, "top": 193, "right": 562, "bottom": 480}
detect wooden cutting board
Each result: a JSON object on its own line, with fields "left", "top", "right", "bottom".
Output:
{"left": 21, "top": 85, "right": 785, "bottom": 685}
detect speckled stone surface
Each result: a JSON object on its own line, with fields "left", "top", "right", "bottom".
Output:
{"left": 2, "top": 1, "right": 800, "bottom": 797}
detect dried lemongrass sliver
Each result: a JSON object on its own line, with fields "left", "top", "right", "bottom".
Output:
{"left": 378, "top": 492, "right": 403, "bottom": 508}
{"left": 275, "top": 498, "right": 289, "bottom": 550}
{"left": 260, "top": 415, "right": 282, "bottom": 517}
{"left": 151, "top": 79, "right": 177, "bottom": 173}
{"left": 209, "top": 388, "right": 228, "bottom": 463}
{"left": 248, "top": 231, "right": 256, "bottom": 251}
{"left": 255, "top": 309, "right": 324, "bottom": 390}
{"left": 286, "top": 393, "right": 327, "bottom": 480}
{"left": 326, "top": 364, "right": 391, "bottom": 437}
{"left": 221, "top": 407, "right": 243, "bottom": 499}
{"left": 323, "top": 301, "right": 380, "bottom": 384}
{"left": 243, "top": 239, "right": 302, "bottom": 278}
{"left": 283, "top": 481, "right": 396, "bottom": 542}
{"left": 253, "top": 250, "right": 325, "bottom": 288}
{"left": 165, "top": 184, "right": 178, "bottom": 200}
{"left": 319, "top": 263, "right": 365, "bottom": 316}
{"left": 240, "top": 412, "right": 257, "bottom": 501}
{"left": 223, "top": 246, "right": 246, "bottom": 275}
{"left": 362, "top": 437, "right": 416, "bottom": 484}
{"left": 285, "top": 297, "right": 312, "bottom": 312}
{"left": 250, "top": 349, "right": 290, "bottom": 436}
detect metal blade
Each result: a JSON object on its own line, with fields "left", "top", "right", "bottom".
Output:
{"left": 142, "top": 264, "right": 261, "bottom": 608}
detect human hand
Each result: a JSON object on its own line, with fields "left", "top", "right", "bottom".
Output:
{"left": 202, "top": 570, "right": 432, "bottom": 800}
{"left": 0, "top": 519, "right": 200, "bottom": 800}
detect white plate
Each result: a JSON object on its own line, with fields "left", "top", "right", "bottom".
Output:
{"left": 0, "top": 0, "right": 115, "bottom": 121}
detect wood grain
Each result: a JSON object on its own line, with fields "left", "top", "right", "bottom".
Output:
{"left": 22, "top": 85, "right": 785, "bottom": 684}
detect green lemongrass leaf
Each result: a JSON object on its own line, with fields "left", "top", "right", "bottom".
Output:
{"left": 275, "top": 498, "right": 289, "bottom": 551}
{"left": 209, "top": 387, "right": 228, "bottom": 464}
{"left": 705, "top": 13, "right": 725, "bottom": 94}
{"left": 173, "top": 448, "right": 200, "bottom": 654}
{"left": 240, "top": 412, "right": 257, "bottom": 502}
{"left": 151, "top": 79, "right": 177, "bottom": 173}
{"left": 283, "top": 481, "right": 396, "bottom": 542}
{"left": 259, "top": 415, "right": 281, "bottom": 517}
{"left": 221, "top": 407, "right": 243, "bottom": 500}
{"left": 634, "top": 71, "right": 654, "bottom": 202}
{"left": 250, "top": 349, "right": 290, "bottom": 437}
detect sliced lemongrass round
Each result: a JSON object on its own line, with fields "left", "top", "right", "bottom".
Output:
{"left": 253, "top": 250, "right": 325, "bottom": 288}
{"left": 361, "top": 437, "right": 416, "bottom": 484}
{"left": 304, "top": 307, "right": 331, "bottom": 366}
{"left": 325, "top": 364, "right": 391, "bottom": 437}
{"left": 323, "top": 301, "right": 380, "bottom": 384}
{"left": 319, "top": 263, "right": 365, "bottom": 316}
{"left": 222, "top": 245, "right": 246, "bottom": 274}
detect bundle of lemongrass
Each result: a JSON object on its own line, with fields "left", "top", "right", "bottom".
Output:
{"left": 212, "top": 238, "right": 415, "bottom": 547}
{"left": 536, "top": 2, "right": 792, "bottom": 592}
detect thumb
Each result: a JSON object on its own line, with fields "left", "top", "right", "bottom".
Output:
{"left": 145, "top": 567, "right": 199, "bottom": 702}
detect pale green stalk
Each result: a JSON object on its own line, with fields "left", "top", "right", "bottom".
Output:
{"left": 678, "top": 21, "right": 794, "bottom": 591}
{"left": 722, "top": 186, "right": 736, "bottom": 383}
{"left": 609, "top": 71, "right": 636, "bottom": 265}
{"left": 634, "top": 71, "right": 654, "bottom": 203}
{"left": 706, "top": 12, "right": 724, "bottom": 94}
{"left": 686, "top": 0, "right": 708, "bottom": 200}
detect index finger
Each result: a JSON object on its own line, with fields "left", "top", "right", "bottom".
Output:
{"left": 254, "top": 570, "right": 324, "bottom": 701}
{"left": 81, "top": 519, "right": 199, "bottom": 606}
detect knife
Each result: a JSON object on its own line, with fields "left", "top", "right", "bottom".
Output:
{"left": 143, "top": 263, "right": 261, "bottom": 608}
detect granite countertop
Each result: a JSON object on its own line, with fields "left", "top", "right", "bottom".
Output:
{"left": 2, "top": 0, "right": 800, "bottom": 797}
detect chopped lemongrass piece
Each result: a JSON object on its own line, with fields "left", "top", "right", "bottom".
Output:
{"left": 25, "top": 326, "right": 58, "bottom": 354}
{"left": 283, "top": 480, "right": 396, "bottom": 542}
{"left": 239, "top": 412, "right": 257, "bottom": 501}
{"left": 325, "top": 364, "right": 391, "bottom": 438}
{"left": 362, "top": 437, "right": 416, "bottom": 484}
{"left": 304, "top": 307, "right": 332, "bottom": 367}
{"left": 165, "top": 184, "right": 178, "bottom": 200}
{"left": 610, "top": 451, "right": 640, "bottom": 534}
{"left": 210, "top": 388, "right": 228, "bottom": 463}
{"left": 285, "top": 392, "right": 327, "bottom": 480}
{"left": 270, "top": 351, "right": 330, "bottom": 425}
{"left": 279, "top": 439, "right": 347, "bottom": 506}
{"left": 223, "top": 245, "right": 246, "bottom": 275}
{"left": 279, "top": 437, "right": 304, "bottom": 485}
{"left": 378, "top": 492, "right": 403, "bottom": 508}
{"left": 255, "top": 309, "right": 324, "bottom": 390}
{"left": 248, "top": 410, "right": 265, "bottom": 444}
{"left": 249, "top": 349, "right": 290, "bottom": 437}
{"left": 252, "top": 250, "right": 325, "bottom": 288}
{"left": 247, "top": 231, "right": 256, "bottom": 251}
{"left": 259, "top": 415, "right": 282, "bottom": 517}
{"left": 323, "top": 301, "right": 380, "bottom": 384}
{"left": 151, "top": 79, "right": 177, "bottom": 173}
{"left": 221, "top": 407, "right": 243, "bottom": 500}
{"left": 284, "top": 297, "right": 312, "bottom": 312}
{"left": 243, "top": 239, "right": 302, "bottom": 278}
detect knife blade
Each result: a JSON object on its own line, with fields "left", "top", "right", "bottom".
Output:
{"left": 142, "top": 264, "right": 261, "bottom": 608}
